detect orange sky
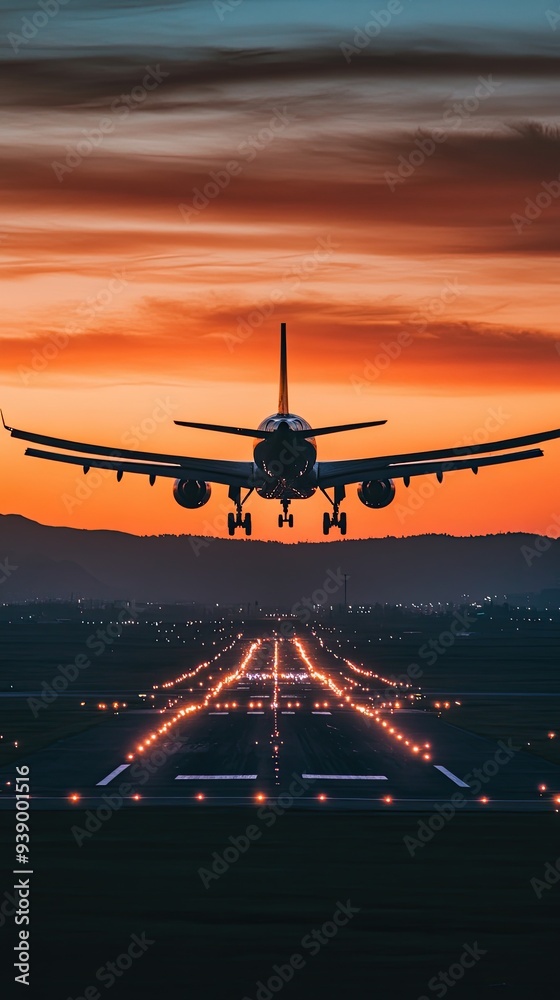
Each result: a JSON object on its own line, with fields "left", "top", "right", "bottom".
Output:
{"left": 1, "top": 31, "right": 560, "bottom": 541}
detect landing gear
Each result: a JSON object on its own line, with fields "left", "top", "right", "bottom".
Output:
{"left": 227, "top": 487, "right": 253, "bottom": 536}
{"left": 320, "top": 486, "right": 347, "bottom": 535}
{"left": 278, "top": 499, "right": 294, "bottom": 528}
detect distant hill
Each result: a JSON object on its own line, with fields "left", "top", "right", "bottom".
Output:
{"left": 0, "top": 514, "right": 558, "bottom": 605}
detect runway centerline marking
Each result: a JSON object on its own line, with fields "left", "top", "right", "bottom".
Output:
{"left": 281, "top": 711, "right": 295, "bottom": 715}
{"left": 96, "top": 764, "right": 130, "bottom": 787}
{"left": 302, "top": 774, "right": 388, "bottom": 781}
{"left": 247, "top": 711, "right": 264, "bottom": 714}
{"left": 175, "top": 774, "right": 257, "bottom": 780}
{"left": 209, "top": 712, "right": 229, "bottom": 715}
{"left": 434, "top": 765, "right": 470, "bottom": 788}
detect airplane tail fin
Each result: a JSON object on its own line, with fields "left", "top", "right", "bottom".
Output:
{"left": 278, "top": 322, "right": 289, "bottom": 416}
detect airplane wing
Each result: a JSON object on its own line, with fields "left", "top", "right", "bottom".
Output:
{"left": 2, "top": 419, "right": 254, "bottom": 488}
{"left": 315, "top": 424, "right": 560, "bottom": 488}
{"left": 317, "top": 448, "right": 544, "bottom": 488}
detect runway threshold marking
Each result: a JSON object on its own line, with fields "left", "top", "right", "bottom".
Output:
{"left": 96, "top": 764, "right": 130, "bottom": 787}
{"left": 434, "top": 765, "right": 470, "bottom": 788}
{"left": 175, "top": 774, "right": 258, "bottom": 780}
{"left": 302, "top": 774, "right": 388, "bottom": 781}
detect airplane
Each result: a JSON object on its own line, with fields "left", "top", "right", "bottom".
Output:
{"left": 3, "top": 322, "right": 560, "bottom": 537}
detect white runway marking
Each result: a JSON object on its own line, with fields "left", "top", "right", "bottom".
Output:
{"left": 302, "top": 774, "right": 388, "bottom": 781}
{"left": 247, "top": 711, "right": 264, "bottom": 715}
{"left": 434, "top": 765, "right": 470, "bottom": 788}
{"left": 209, "top": 711, "right": 229, "bottom": 715}
{"left": 281, "top": 711, "right": 295, "bottom": 715}
{"left": 175, "top": 774, "right": 257, "bottom": 780}
{"left": 96, "top": 764, "right": 130, "bottom": 786}
{"left": 312, "top": 711, "right": 332, "bottom": 715}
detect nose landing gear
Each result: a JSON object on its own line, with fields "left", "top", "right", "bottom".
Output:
{"left": 320, "top": 486, "right": 347, "bottom": 535}
{"left": 278, "top": 499, "right": 294, "bottom": 528}
{"left": 227, "top": 487, "right": 253, "bottom": 536}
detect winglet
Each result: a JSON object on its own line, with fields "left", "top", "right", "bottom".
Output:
{"left": 0, "top": 409, "right": 11, "bottom": 433}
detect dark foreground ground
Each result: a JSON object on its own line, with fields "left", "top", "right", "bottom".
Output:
{"left": 1, "top": 810, "right": 559, "bottom": 999}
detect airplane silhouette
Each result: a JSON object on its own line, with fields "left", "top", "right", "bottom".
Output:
{"left": 3, "top": 323, "right": 560, "bottom": 536}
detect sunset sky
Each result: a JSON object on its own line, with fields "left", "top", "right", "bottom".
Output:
{"left": 1, "top": 0, "right": 559, "bottom": 541}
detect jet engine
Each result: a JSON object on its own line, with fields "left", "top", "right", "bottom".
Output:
{"left": 173, "top": 479, "right": 212, "bottom": 509}
{"left": 357, "top": 479, "right": 396, "bottom": 509}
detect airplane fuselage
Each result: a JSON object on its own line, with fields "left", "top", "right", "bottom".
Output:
{"left": 253, "top": 413, "right": 317, "bottom": 499}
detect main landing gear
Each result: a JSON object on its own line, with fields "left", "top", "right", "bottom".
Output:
{"left": 227, "top": 486, "right": 253, "bottom": 536}
{"left": 278, "top": 498, "right": 294, "bottom": 529}
{"left": 320, "top": 486, "right": 347, "bottom": 536}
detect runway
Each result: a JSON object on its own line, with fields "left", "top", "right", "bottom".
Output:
{"left": 1, "top": 632, "right": 559, "bottom": 811}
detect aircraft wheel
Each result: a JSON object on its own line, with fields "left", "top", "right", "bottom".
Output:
{"left": 339, "top": 512, "right": 347, "bottom": 535}
{"left": 288, "top": 514, "right": 294, "bottom": 528}
{"left": 244, "top": 513, "right": 252, "bottom": 537}
{"left": 323, "top": 512, "right": 331, "bottom": 536}
{"left": 227, "top": 512, "right": 236, "bottom": 536}
{"left": 278, "top": 514, "right": 284, "bottom": 528}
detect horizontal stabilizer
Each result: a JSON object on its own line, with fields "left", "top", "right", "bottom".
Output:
{"left": 174, "top": 421, "right": 271, "bottom": 438}
{"left": 293, "top": 420, "right": 387, "bottom": 438}
{"left": 174, "top": 419, "right": 387, "bottom": 439}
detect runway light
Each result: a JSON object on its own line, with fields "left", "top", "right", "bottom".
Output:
{"left": 383, "top": 795, "right": 393, "bottom": 805}
{"left": 132, "top": 794, "right": 141, "bottom": 801}
{"left": 69, "top": 793, "right": 80, "bottom": 803}
{"left": 479, "top": 796, "right": 489, "bottom": 804}
{"left": 539, "top": 784, "right": 547, "bottom": 792}
{"left": 548, "top": 732, "right": 557, "bottom": 739}
{"left": 255, "top": 793, "right": 265, "bottom": 803}
{"left": 196, "top": 793, "right": 205, "bottom": 801}
{"left": 554, "top": 795, "right": 560, "bottom": 805}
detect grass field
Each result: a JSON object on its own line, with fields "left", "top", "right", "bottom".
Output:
{"left": 1, "top": 808, "right": 557, "bottom": 998}
{"left": 0, "top": 621, "right": 240, "bottom": 764}
{"left": 335, "top": 616, "right": 560, "bottom": 766}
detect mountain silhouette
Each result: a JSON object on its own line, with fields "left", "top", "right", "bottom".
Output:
{"left": 0, "top": 514, "right": 557, "bottom": 605}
